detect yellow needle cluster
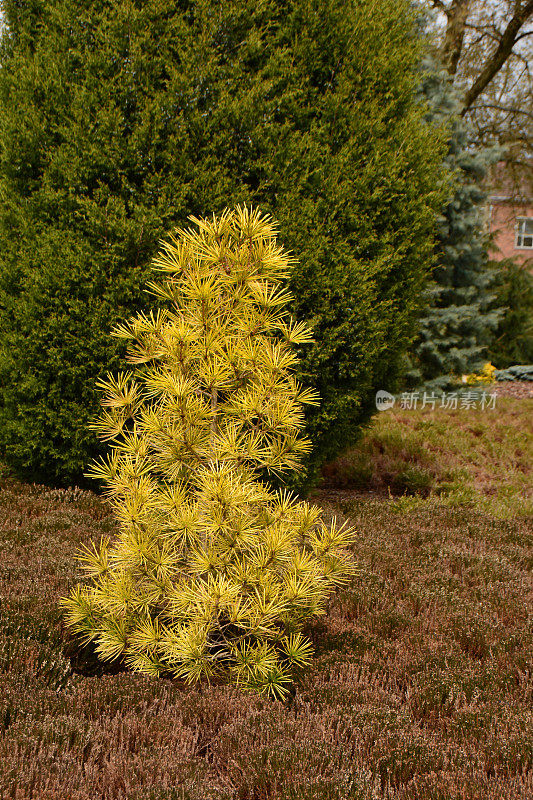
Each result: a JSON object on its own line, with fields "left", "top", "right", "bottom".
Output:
{"left": 61, "top": 207, "right": 355, "bottom": 699}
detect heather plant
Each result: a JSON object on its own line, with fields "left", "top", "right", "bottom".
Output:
{"left": 61, "top": 208, "right": 355, "bottom": 699}
{"left": 3, "top": 395, "right": 533, "bottom": 798}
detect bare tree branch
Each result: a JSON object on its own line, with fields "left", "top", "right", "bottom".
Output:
{"left": 461, "top": 0, "right": 533, "bottom": 112}
{"left": 442, "top": 0, "right": 472, "bottom": 75}
{"left": 423, "top": 0, "right": 533, "bottom": 184}
{"left": 428, "top": 0, "right": 452, "bottom": 16}
{"left": 515, "top": 29, "right": 533, "bottom": 41}
{"left": 474, "top": 103, "right": 533, "bottom": 119}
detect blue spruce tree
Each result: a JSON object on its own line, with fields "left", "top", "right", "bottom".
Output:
{"left": 404, "top": 60, "right": 502, "bottom": 389}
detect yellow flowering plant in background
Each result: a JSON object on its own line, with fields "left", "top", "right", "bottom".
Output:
{"left": 461, "top": 362, "right": 497, "bottom": 386}
{"left": 61, "top": 208, "right": 355, "bottom": 699}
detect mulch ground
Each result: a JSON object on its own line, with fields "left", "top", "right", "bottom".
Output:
{"left": 491, "top": 380, "right": 533, "bottom": 399}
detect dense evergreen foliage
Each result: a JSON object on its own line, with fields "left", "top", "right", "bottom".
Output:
{"left": 61, "top": 209, "right": 355, "bottom": 698}
{"left": 489, "top": 258, "right": 533, "bottom": 369}
{"left": 404, "top": 61, "right": 501, "bottom": 389}
{"left": 0, "top": 0, "right": 447, "bottom": 484}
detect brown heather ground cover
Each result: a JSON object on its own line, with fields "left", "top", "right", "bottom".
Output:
{"left": 0, "top": 396, "right": 532, "bottom": 799}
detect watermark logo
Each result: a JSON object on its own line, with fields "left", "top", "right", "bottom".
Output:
{"left": 375, "top": 389, "right": 497, "bottom": 412}
{"left": 399, "top": 390, "right": 496, "bottom": 411}
{"left": 375, "top": 390, "right": 396, "bottom": 411}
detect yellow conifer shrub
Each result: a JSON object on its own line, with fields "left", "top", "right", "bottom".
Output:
{"left": 61, "top": 208, "right": 355, "bottom": 699}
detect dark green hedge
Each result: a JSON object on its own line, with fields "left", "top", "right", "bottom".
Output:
{"left": 0, "top": 0, "right": 447, "bottom": 485}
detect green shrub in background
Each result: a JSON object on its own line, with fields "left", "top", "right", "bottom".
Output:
{"left": 494, "top": 365, "right": 533, "bottom": 382}
{"left": 489, "top": 259, "right": 533, "bottom": 369}
{"left": 61, "top": 209, "right": 355, "bottom": 699}
{"left": 0, "top": 0, "right": 447, "bottom": 485}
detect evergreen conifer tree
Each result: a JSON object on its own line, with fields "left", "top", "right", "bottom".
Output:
{"left": 489, "top": 258, "right": 533, "bottom": 368}
{"left": 61, "top": 208, "right": 355, "bottom": 698}
{"left": 404, "top": 60, "right": 501, "bottom": 389}
{"left": 0, "top": 0, "right": 447, "bottom": 483}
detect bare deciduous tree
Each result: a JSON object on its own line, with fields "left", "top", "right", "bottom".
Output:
{"left": 423, "top": 0, "right": 533, "bottom": 185}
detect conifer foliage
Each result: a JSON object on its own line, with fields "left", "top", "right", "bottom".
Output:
{"left": 61, "top": 208, "right": 355, "bottom": 698}
{"left": 404, "top": 60, "right": 501, "bottom": 388}
{"left": 0, "top": 0, "right": 447, "bottom": 484}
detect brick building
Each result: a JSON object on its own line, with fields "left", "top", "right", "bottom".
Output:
{"left": 487, "top": 161, "right": 533, "bottom": 267}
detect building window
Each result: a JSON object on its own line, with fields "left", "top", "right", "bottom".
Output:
{"left": 516, "top": 217, "right": 533, "bottom": 249}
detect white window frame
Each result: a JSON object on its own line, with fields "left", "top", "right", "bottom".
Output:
{"left": 515, "top": 217, "right": 533, "bottom": 249}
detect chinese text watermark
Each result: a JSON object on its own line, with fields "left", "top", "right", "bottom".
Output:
{"left": 375, "top": 390, "right": 497, "bottom": 412}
